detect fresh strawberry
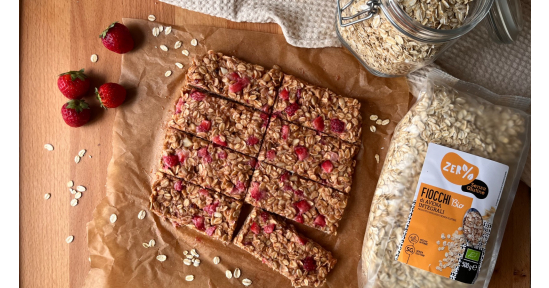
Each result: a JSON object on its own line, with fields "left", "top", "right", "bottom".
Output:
{"left": 260, "top": 112, "right": 269, "bottom": 127}
{"left": 330, "top": 118, "right": 345, "bottom": 133}
{"left": 321, "top": 160, "right": 334, "bottom": 173}
{"left": 99, "top": 22, "right": 134, "bottom": 54}
{"left": 198, "top": 147, "right": 209, "bottom": 158}
{"left": 174, "top": 180, "right": 183, "bottom": 191}
{"left": 203, "top": 202, "right": 219, "bottom": 215}
{"left": 57, "top": 69, "right": 91, "bottom": 99}
{"left": 263, "top": 223, "right": 275, "bottom": 234}
{"left": 192, "top": 215, "right": 205, "bottom": 231}
{"left": 281, "top": 125, "right": 290, "bottom": 140}
{"left": 294, "top": 190, "right": 304, "bottom": 197}
{"left": 296, "top": 235, "right": 308, "bottom": 245}
{"left": 249, "top": 158, "right": 258, "bottom": 168}
{"left": 314, "top": 215, "right": 326, "bottom": 227}
{"left": 196, "top": 120, "right": 211, "bottom": 132}
{"left": 302, "top": 257, "right": 316, "bottom": 271}
{"left": 163, "top": 155, "right": 179, "bottom": 168}
{"left": 279, "top": 88, "right": 289, "bottom": 101}
{"left": 294, "top": 146, "right": 308, "bottom": 161}
{"left": 228, "top": 72, "right": 250, "bottom": 93}
{"left": 190, "top": 90, "right": 206, "bottom": 101}
{"left": 294, "top": 215, "right": 304, "bottom": 224}
{"left": 250, "top": 222, "right": 260, "bottom": 235}
{"left": 235, "top": 181, "right": 246, "bottom": 192}
{"left": 96, "top": 83, "right": 126, "bottom": 108}
{"left": 280, "top": 171, "right": 290, "bottom": 182}
{"left": 175, "top": 98, "right": 184, "bottom": 114}
{"left": 198, "top": 188, "right": 209, "bottom": 196}
{"left": 266, "top": 150, "right": 276, "bottom": 160}
{"left": 212, "top": 135, "right": 227, "bottom": 147}
{"left": 218, "top": 150, "right": 228, "bottom": 159}
{"left": 294, "top": 200, "right": 311, "bottom": 215}
{"left": 285, "top": 103, "right": 300, "bottom": 117}
{"left": 296, "top": 89, "right": 302, "bottom": 98}
{"left": 249, "top": 182, "right": 263, "bottom": 201}
{"left": 61, "top": 100, "right": 91, "bottom": 127}
{"left": 312, "top": 116, "right": 324, "bottom": 131}
{"left": 206, "top": 226, "right": 217, "bottom": 236}
{"left": 246, "top": 136, "right": 259, "bottom": 146}
{"left": 176, "top": 149, "right": 187, "bottom": 163}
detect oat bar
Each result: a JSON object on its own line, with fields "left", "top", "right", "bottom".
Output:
{"left": 186, "top": 50, "right": 283, "bottom": 112}
{"left": 246, "top": 162, "right": 348, "bottom": 235}
{"left": 169, "top": 88, "right": 269, "bottom": 157}
{"left": 149, "top": 172, "right": 243, "bottom": 243}
{"left": 258, "top": 117, "right": 358, "bottom": 193}
{"left": 274, "top": 74, "right": 362, "bottom": 144}
{"left": 159, "top": 128, "right": 254, "bottom": 200}
{"left": 233, "top": 207, "right": 337, "bottom": 287}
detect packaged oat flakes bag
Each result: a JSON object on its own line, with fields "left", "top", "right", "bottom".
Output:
{"left": 358, "top": 70, "right": 530, "bottom": 288}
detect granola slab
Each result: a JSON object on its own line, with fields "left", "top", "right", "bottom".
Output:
{"left": 274, "top": 74, "right": 362, "bottom": 144}
{"left": 159, "top": 128, "right": 254, "bottom": 200}
{"left": 149, "top": 172, "right": 243, "bottom": 243}
{"left": 169, "top": 88, "right": 269, "bottom": 157}
{"left": 186, "top": 50, "right": 283, "bottom": 112}
{"left": 258, "top": 116, "right": 358, "bottom": 193}
{"left": 245, "top": 162, "right": 348, "bottom": 235}
{"left": 233, "top": 207, "right": 337, "bottom": 287}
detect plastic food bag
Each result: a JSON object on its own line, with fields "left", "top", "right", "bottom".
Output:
{"left": 358, "top": 70, "right": 530, "bottom": 288}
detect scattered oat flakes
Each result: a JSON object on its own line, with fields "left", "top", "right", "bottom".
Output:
{"left": 376, "top": 119, "right": 382, "bottom": 125}
{"left": 183, "top": 250, "right": 188, "bottom": 255}
{"left": 381, "top": 119, "right": 390, "bottom": 125}
{"left": 165, "top": 26, "right": 172, "bottom": 35}
{"left": 44, "top": 193, "right": 51, "bottom": 200}
{"left": 185, "top": 275, "right": 194, "bottom": 281}
{"left": 233, "top": 268, "right": 241, "bottom": 279}
{"left": 76, "top": 185, "right": 86, "bottom": 192}
{"left": 156, "top": 255, "right": 167, "bottom": 262}
{"left": 149, "top": 239, "right": 156, "bottom": 247}
{"left": 175, "top": 62, "right": 183, "bottom": 69}
{"left": 190, "top": 249, "right": 199, "bottom": 257}
{"left": 375, "top": 154, "right": 380, "bottom": 163}
{"left": 213, "top": 256, "right": 220, "bottom": 264}
{"left": 370, "top": 115, "right": 379, "bottom": 121}
{"left": 152, "top": 27, "right": 159, "bottom": 37}
{"left": 148, "top": 15, "right": 156, "bottom": 21}
{"left": 89, "top": 155, "right": 92, "bottom": 158}
{"left": 66, "top": 236, "right": 74, "bottom": 243}
{"left": 158, "top": 25, "right": 164, "bottom": 33}
{"left": 242, "top": 279, "right": 252, "bottom": 286}
{"left": 186, "top": 254, "right": 194, "bottom": 259}
{"left": 142, "top": 242, "right": 150, "bottom": 248}
{"left": 190, "top": 39, "right": 198, "bottom": 46}
{"left": 78, "top": 149, "right": 87, "bottom": 157}
{"left": 193, "top": 259, "right": 200, "bottom": 267}
{"left": 138, "top": 210, "right": 147, "bottom": 219}
{"left": 110, "top": 214, "right": 117, "bottom": 223}
{"left": 44, "top": 144, "right": 54, "bottom": 151}
{"left": 70, "top": 199, "right": 78, "bottom": 207}
{"left": 90, "top": 54, "right": 98, "bottom": 63}
{"left": 225, "top": 270, "right": 232, "bottom": 279}
{"left": 183, "top": 259, "right": 192, "bottom": 265}
{"left": 70, "top": 188, "right": 76, "bottom": 195}
{"left": 182, "top": 49, "right": 189, "bottom": 56}
{"left": 370, "top": 125, "right": 376, "bottom": 133}
{"left": 165, "top": 70, "right": 172, "bottom": 77}
{"left": 75, "top": 192, "right": 82, "bottom": 199}
{"left": 67, "top": 181, "right": 74, "bottom": 188}
{"left": 174, "top": 41, "right": 182, "bottom": 49}
{"left": 160, "top": 45, "right": 168, "bottom": 51}
{"left": 74, "top": 156, "right": 81, "bottom": 163}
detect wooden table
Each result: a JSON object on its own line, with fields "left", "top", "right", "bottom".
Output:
{"left": 20, "top": 1, "right": 531, "bottom": 287}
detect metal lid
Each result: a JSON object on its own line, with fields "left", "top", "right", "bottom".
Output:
{"left": 486, "top": 0, "right": 523, "bottom": 44}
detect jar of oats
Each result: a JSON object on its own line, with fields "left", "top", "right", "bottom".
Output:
{"left": 336, "top": 0, "right": 495, "bottom": 77}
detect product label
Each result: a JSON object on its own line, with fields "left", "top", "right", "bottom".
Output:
{"left": 395, "top": 144, "right": 508, "bottom": 284}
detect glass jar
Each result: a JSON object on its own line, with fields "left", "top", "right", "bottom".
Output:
{"left": 336, "top": 0, "right": 495, "bottom": 77}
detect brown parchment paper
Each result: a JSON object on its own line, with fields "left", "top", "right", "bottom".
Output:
{"left": 83, "top": 18, "right": 411, "bottom": 288}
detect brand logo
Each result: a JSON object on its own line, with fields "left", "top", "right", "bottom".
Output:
{"left": 441, "top": 153, "right": 479, "bottom": 186}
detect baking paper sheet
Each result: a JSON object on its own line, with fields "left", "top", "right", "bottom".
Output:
{"left": 83, "top": 18, "right": 411, "bottom": 288}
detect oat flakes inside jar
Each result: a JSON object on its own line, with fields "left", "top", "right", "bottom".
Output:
{"left": 336, "top": 0, "right": 495, "bottom": 77}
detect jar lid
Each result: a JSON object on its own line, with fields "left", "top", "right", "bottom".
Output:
{"left": 486, "top": 0, "right": 523, "bottom": 44}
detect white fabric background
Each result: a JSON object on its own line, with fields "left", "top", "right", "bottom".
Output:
{"left": 160, "top": 0, "right": 531, "bottom": 186}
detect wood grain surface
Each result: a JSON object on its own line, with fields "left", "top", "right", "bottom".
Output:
{"left": 19, "top": 1, "right": 530, "bottom": 287}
